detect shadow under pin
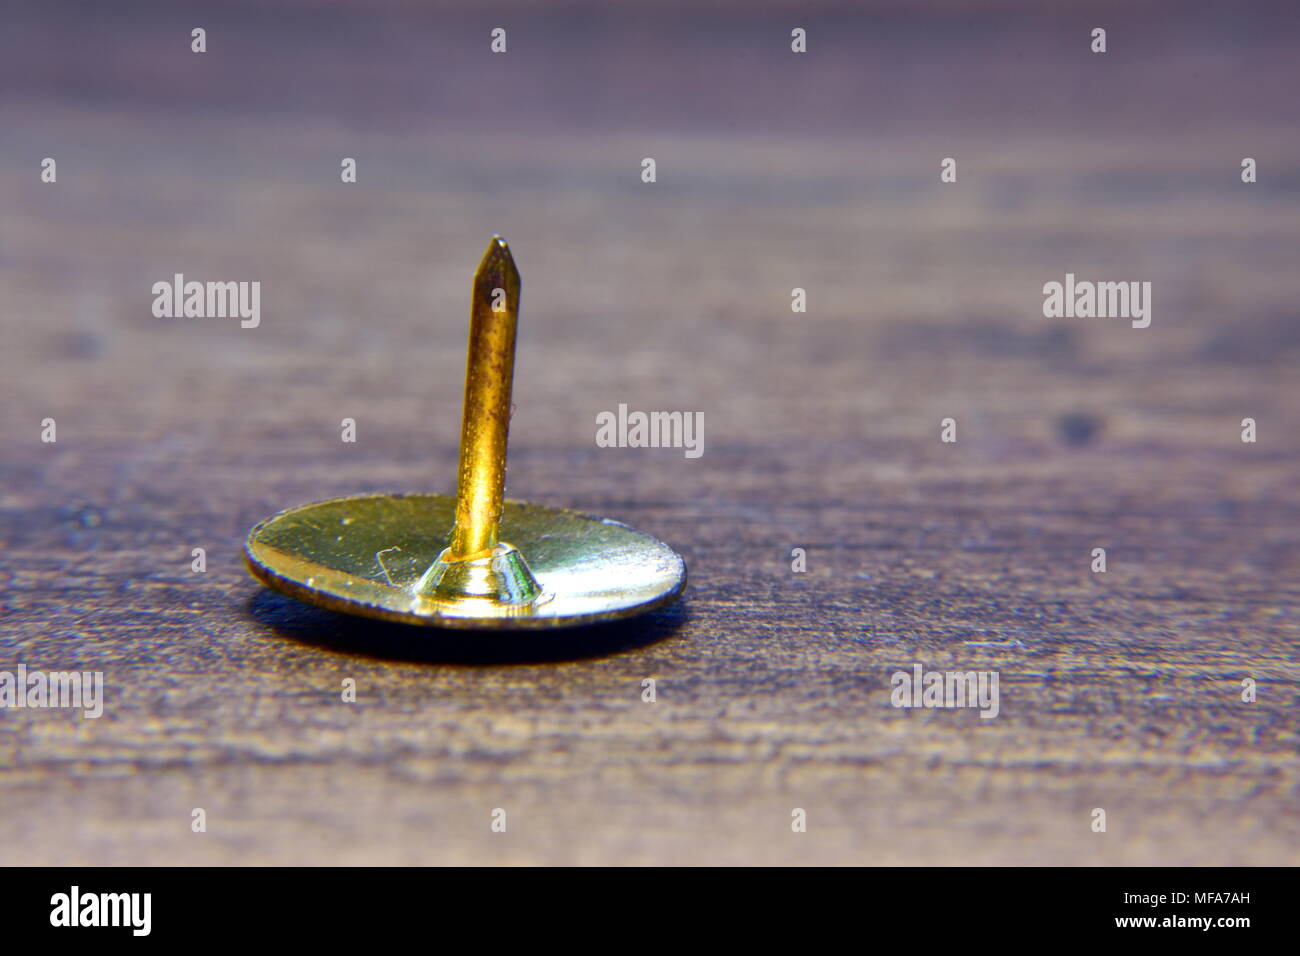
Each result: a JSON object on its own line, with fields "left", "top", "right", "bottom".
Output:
{"left": 244, "top": 236, "right": 686, "bottom": 630}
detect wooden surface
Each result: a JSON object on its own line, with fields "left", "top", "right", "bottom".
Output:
{"left": 1, "top": 0, "right": 1298, "bottom": 865}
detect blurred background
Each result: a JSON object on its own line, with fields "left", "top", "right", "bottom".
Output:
{"left": 1, "top": 0, "right": 1296, "bottom": 865}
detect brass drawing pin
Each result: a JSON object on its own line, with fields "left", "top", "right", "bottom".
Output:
{"left": 245, "top": 236, "right": 686, "bottom": 629}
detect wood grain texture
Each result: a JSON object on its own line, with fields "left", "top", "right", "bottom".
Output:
{"left": 1, "top": 0, "right": 1297, "bottom": 865}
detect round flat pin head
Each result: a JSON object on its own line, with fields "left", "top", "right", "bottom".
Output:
{"left": 245, "top": 494, "right": 686, "bottom": 629}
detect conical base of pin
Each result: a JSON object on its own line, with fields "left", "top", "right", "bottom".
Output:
{"left": 244, "top": 493, "right": 685, "bottom": 629}
{"left": 413, "top": 543, "right": 545, "bottom": 613}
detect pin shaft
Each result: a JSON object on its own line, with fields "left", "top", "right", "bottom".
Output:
{"left": 448, "top": 236, "right": 522, "bottom": 559}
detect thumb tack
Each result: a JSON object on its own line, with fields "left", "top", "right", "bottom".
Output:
{"left": 245, "top": 236, "right": 686, "bottom": 628}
